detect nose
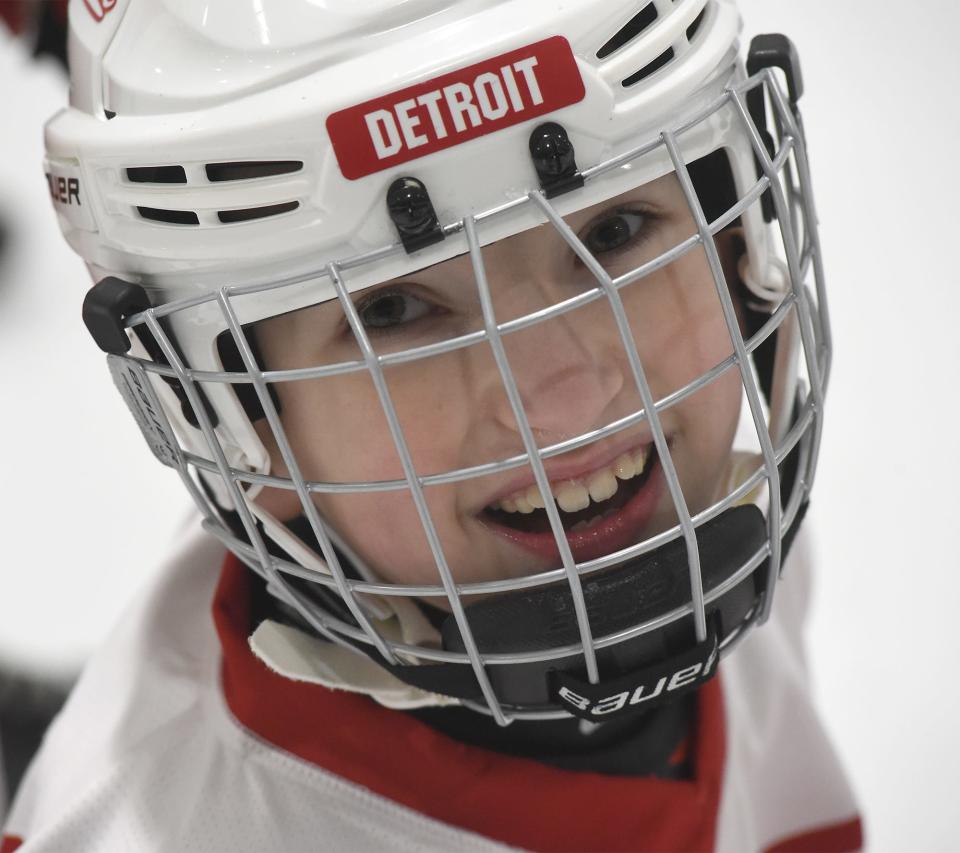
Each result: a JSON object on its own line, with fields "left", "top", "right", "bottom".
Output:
{"left": 482, "top": 306, "right": 626, "bottom": 442}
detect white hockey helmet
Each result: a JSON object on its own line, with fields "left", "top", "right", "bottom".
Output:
{"left": 46, "top": 0, "right": 828, "bottom": 724}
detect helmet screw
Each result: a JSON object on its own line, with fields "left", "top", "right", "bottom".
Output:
{"left": 529, "top": 122, "right": 584, "bottom": 198}
{"left": 386, "top": 177, "right": 445, "bottom": 254}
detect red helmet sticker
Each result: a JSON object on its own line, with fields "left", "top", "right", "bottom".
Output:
{"left": 326, "top": 36, "right": 586, "bottom": 181}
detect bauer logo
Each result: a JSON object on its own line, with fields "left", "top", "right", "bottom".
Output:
{"left": 43, "top": 160, "right": 97, "bottom": 232}
{"left": 552, "top": 632, "right": 720, "bottom": 721}
{"left": 46, "top": 172, "right": 81, "bottom": 208}
{"left": 326, "top": 37, "right": 586, "bottom": 180}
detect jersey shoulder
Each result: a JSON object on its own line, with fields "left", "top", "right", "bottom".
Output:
{"left": 3, "top": 526, "right": 509, "bottom": 852}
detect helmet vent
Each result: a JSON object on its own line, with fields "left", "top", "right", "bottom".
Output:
{"left": 622, "top": 47, "right": 675, "bottom": 87}
{"left": 686, "top": 7, "right": 706, "bottom": 42}
{"left": 597, "top": 3, "right": 658, "bottom": 60}
{"left": 126, "top": 165, "right": 187, "bottom": 184}
{"left": 136, "top": 206, "right": 199, "bottom": 226}
{"left": 205, "top": 161, "right": 304, "bottom": 182}
{"left": 217, "top": 201, "right": 300, "bottom": 224}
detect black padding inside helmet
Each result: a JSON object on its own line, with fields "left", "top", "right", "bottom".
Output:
{"left": 132, "top": 320, "right": 219, "bottom": 429}
{"left": 433, "top": 505, "right": 765, "bottom": 710}
{"left": 687, "top": 148, "right": 738, "bottom": 227}
{"left": 441, "top": 505, "right": 764, "bottom": 657}
{"left": 216, "top": 325, "right": 282, "bottom": 423}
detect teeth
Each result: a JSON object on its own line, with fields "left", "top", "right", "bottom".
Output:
{"left": 555, "top": 481, "right": 591, "bottom": 513}
{"left": 514, "top": 495, "right": 535, "bottom": 514}
{"left": 587, "top": 469, "right": 618, "bottom": 503}
{"left": 614, "top": 453, "right": 636, "bottom": 480}
{"left": 491, "top": 445, "right": 652, "bottom": 515}
{"left": 526, "top": 485, "right": 545, "bottom": 509}
{"left": 634, "top": 446, "right": 649, "bottom": 474}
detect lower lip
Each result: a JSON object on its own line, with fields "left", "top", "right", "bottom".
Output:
{"left": 482, "top": 458, "right": 665, "bottom": 564}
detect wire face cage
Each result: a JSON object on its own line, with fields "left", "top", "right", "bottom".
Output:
{"left": 99, "top": 67, "right": 828, "bottom": 726}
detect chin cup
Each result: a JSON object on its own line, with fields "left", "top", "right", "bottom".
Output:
{"left": 438, "top": 504, "right": 766, "bottom": 719}
{"left": 345, "top": 503, "right": 798, "bottom": 721}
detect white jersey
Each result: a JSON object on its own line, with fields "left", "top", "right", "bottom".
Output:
{"left": 2, "top": 525, "right": 861, "bottom": 853}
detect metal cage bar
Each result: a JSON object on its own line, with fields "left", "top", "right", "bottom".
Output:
{"left": 464, "top": 215, "right": 601, "bottom": 684}
{"left": 528, "top": 189, "right": 710, "bottom": 644}
{"left": 729, "top": 86, "right": 826, "bottom": 621}
{"left": 216, "top": 290, "right": 400, "bottom": 664}
{"left": 766, "top": 76, "right": 833, "bottom": 393}
{"left": 662, "top": 129, "right": 784, "bottom": 623}
{"left": 141, "top": 312, "right": 347, "bottom": 648}
{"left": 326, "top": 262, "right": 510, "bottom": 725}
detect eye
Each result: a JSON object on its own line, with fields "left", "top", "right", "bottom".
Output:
{"left": 583, "top": 211, "right": 647, "bottom": 255}
{"left": 356, "top": 288, "right": 432, "bottom": 330}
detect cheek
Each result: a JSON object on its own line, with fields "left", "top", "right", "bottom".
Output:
{"left": 316, "top": 491, "right": 439, "bottom": 584}
{"left": 618, "top": 253, "right": 743, "bottom": 506}
{"left": 256, "top": 314, "right": 445, "bottom": 482}
{"left": 275, "top": 366, "right": 466, "bottom": 482}
{"left": 620, "top": 253, "right": 739, "bottom": 393}
{"left": 267, "top": 364, "right": 477, "bottom": 585}
{"left": 316, "top": 483, "right": 484, "bottom": 587}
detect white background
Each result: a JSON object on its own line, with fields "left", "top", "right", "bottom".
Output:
{"left": 1, "top": 3, "right": 959, "bottom": 849}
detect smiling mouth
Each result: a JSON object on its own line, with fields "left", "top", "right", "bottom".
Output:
{"left": 480, "top": 443, "right": 664, "bottom": 562}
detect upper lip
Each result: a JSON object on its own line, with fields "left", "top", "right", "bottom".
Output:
{"left": 475, "top": 431, "right": 658, "bottom": 512}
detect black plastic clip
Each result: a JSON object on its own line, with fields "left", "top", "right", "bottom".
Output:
{"left": 529, "top": 122, "right": 585, "bottom": 199}
{"left": 746, "top": 34, "right": 804, "bottom": 121}
{"left": 82, "top": 276, "right": 150, "bottom": 355}
{"left": 387, "top": 177, "right": 445, "bottom": 254}
{"left": 746, "top": 34, "right": 805, "bottom": 223}
{"left": 83, "top": 276, "right": 217, "bottom": 429}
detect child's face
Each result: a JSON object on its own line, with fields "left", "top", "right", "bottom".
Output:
{"left": 254, "top": 172, "right": 744, "bottom": 590}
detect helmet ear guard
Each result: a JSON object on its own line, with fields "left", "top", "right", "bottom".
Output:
{"left": 215, "top": 325, "right": 282, "bottom": 425}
